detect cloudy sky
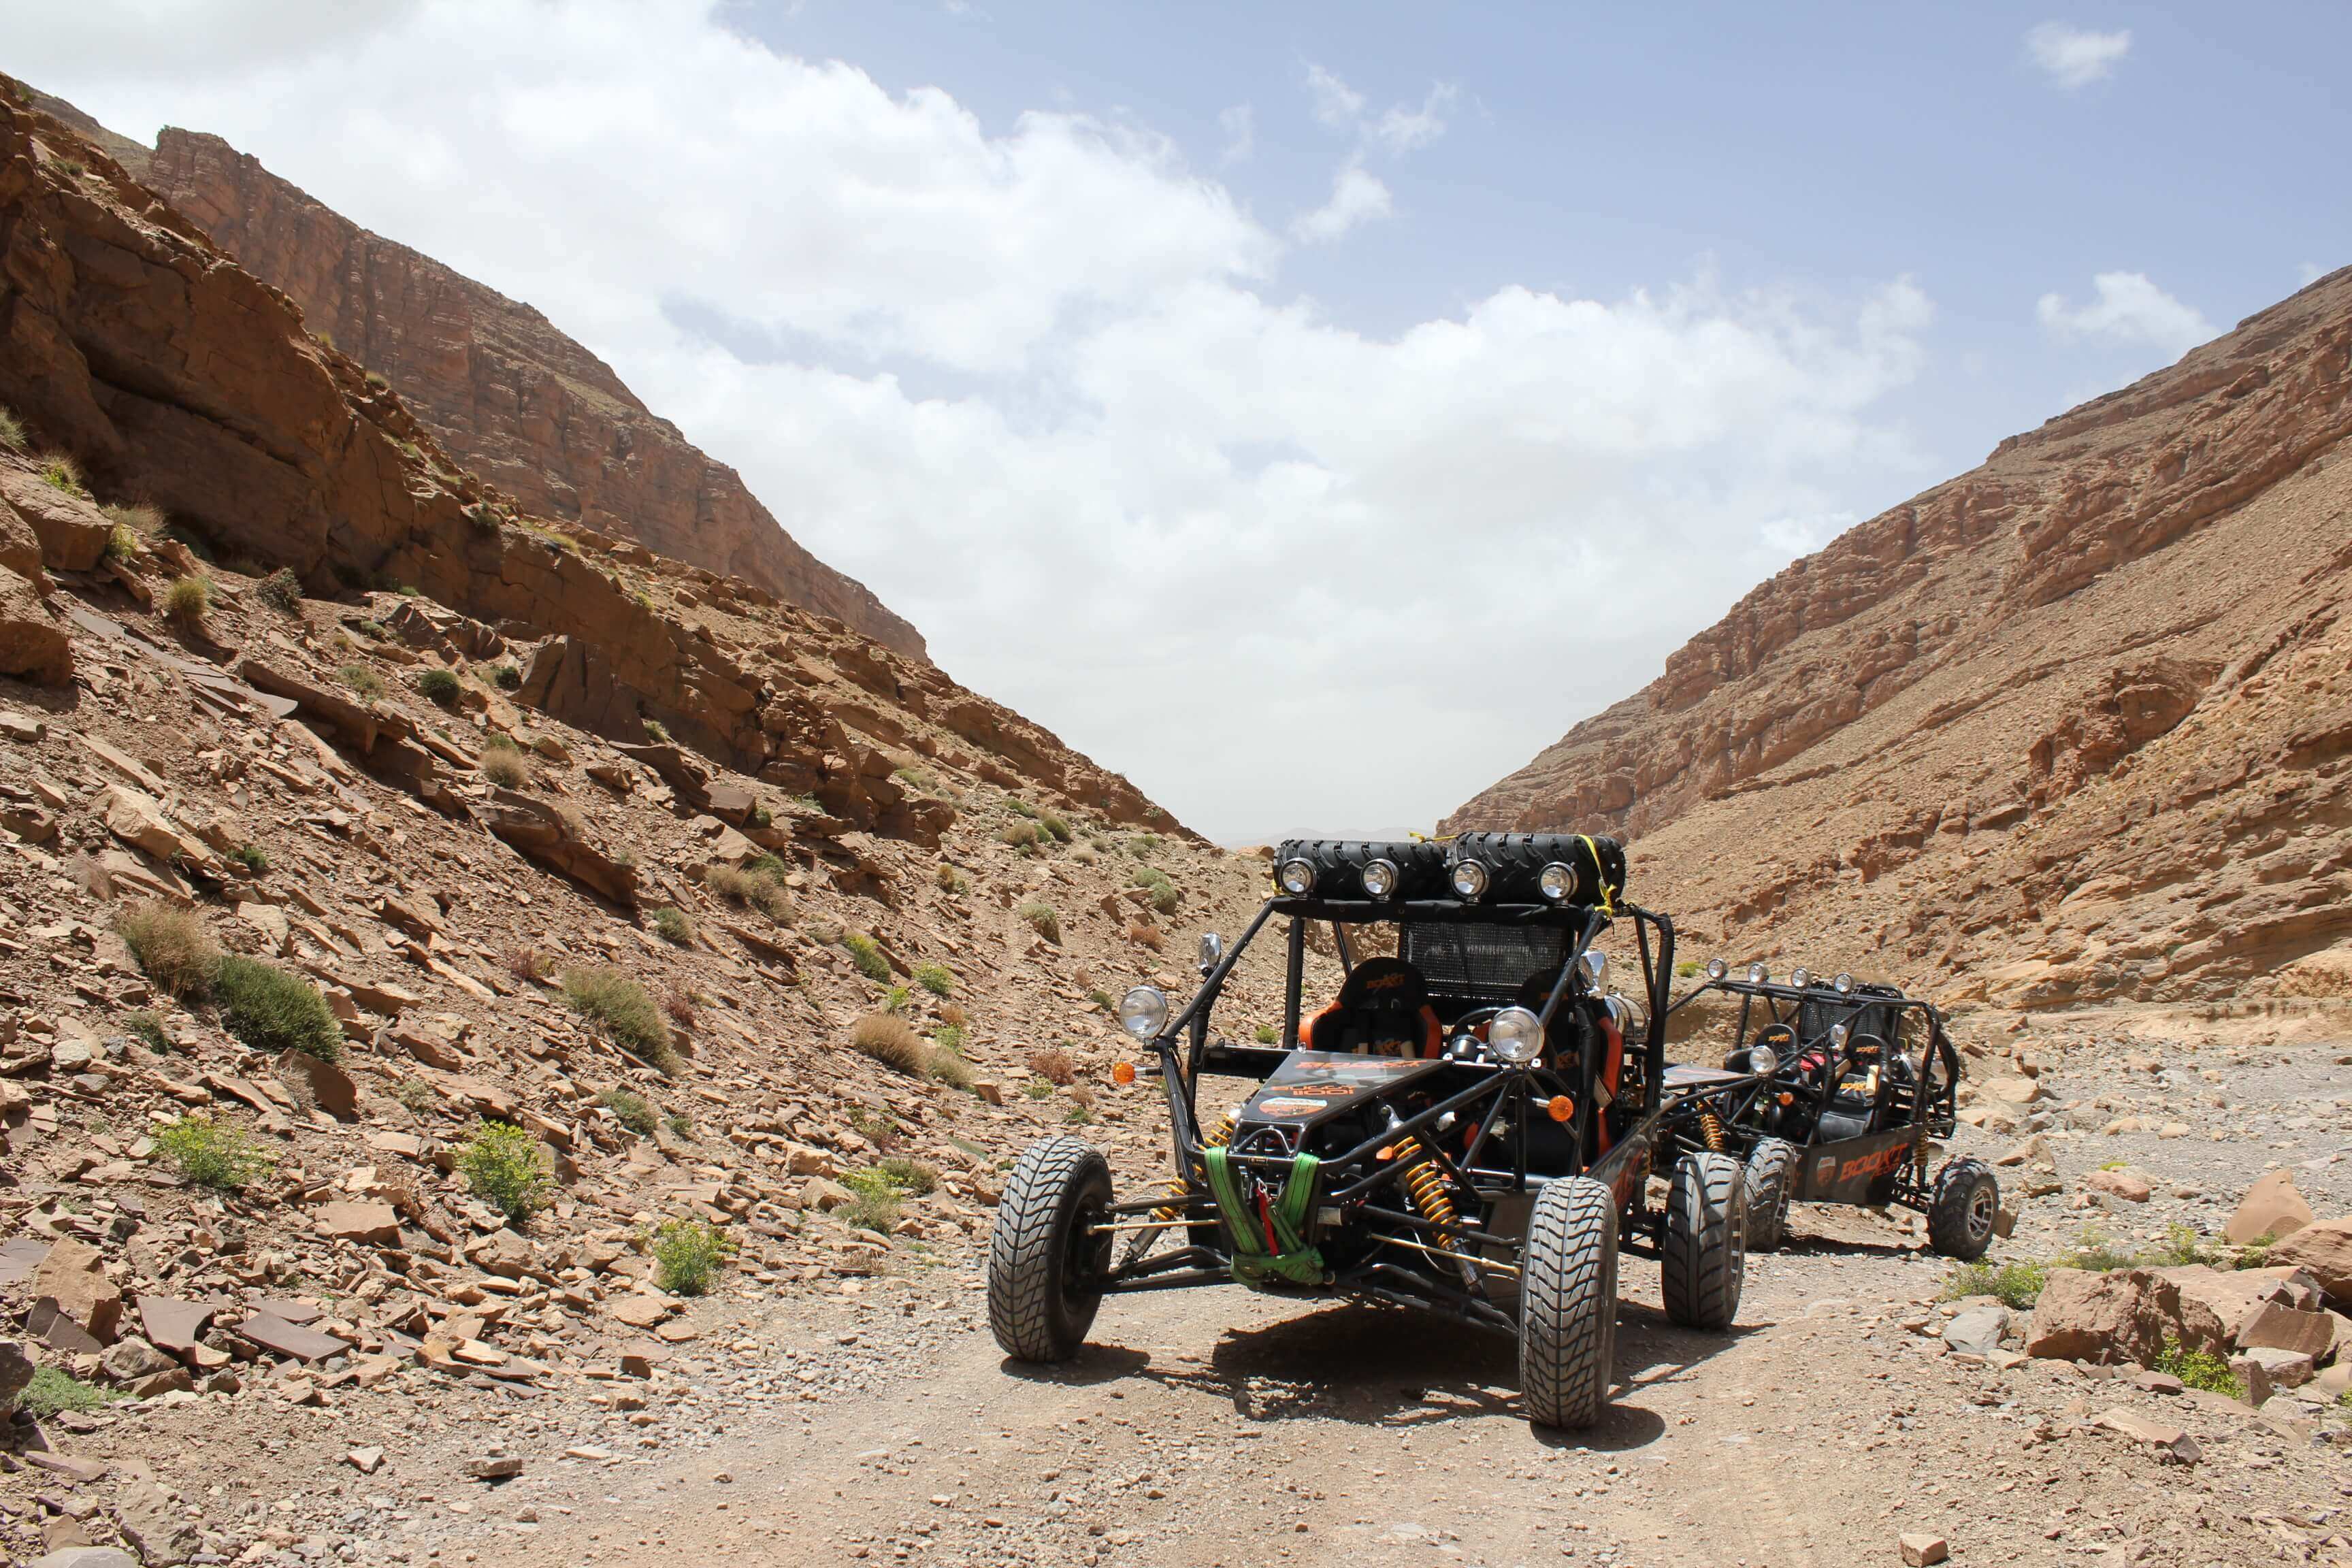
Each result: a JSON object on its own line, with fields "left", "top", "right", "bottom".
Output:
{"left": 16, "top": 3, "right": 2349, "bottom": 842}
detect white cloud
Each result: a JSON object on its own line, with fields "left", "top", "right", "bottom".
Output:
{"left": 1372, "top": 82, "right": 1458, "bottom": 154}
{"left": 1303, "top": 63, "right": 1365, "bottom": 131}
{"left": 2036, "top": 272, "right": 2213, "bottom": 358}
{"left": 1217, "top": 103, "right": 1253, "bottom": 164}
{"left": 2025, "top": 22, "right": 2131, "bottom": 89}
{"left": 14, "top": 1, "right": 1939, "bottom": 841}
{"left": 1290, "top": 164, "right": 1392, "bottom": 244}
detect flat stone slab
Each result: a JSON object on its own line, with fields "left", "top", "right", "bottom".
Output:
{"left": 135, "top": 1296, "right": 216, "bottom": 1354}
{"left": 249, "top": 1298, "right": 324, "bottom": 1326}
{"left": 233, "top": 1310, "right": 350, "bottom": 1363}
{"left": 0, "top": 1236, "right": 51, "bottom": 1286}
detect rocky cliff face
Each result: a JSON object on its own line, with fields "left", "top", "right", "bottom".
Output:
{"left": 0, "top": 80, "right": 1172, "bottom": 840}
{"left": 88, "top": 115, "right": 921, "bottom": 659}
{"left": 1446, "top": 268, "right": 2352, "bottom": 1008}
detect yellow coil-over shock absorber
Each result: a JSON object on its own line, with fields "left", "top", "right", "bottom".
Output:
{"left": 1153, "top": 1113, "right": 1234, "bottom": 1221}
{"left": 1400, "top": 1154, "right": 1460, "bottom": 1242}
{"left": 1697, "top": 1109, "right": 1728, "bottom": 1153}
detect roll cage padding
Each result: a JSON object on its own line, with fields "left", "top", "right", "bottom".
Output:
{"left": 1305, "top": 955, "right": 1444, "bottom": 1058}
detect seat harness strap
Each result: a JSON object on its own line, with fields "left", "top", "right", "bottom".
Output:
{"left": 1203, "top": 1147, "right": 1328, "bottom": 1286}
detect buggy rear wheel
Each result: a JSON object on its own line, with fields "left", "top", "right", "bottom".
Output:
{"left": 1926, "top": 1157, "right": 1999, "bottom": 1262}
{"left": 1743, "top": 1138, "right": 1796, "bottom": 1253}
{"left": 1661, "top": 1151, "right": 1747, "bottom": 1330}
{"left": 1518, "top": 1175, "right": 1618, "bottom": 1430}
{"left": 988, "top": 1137, "right": 1113, "bottom": 1362}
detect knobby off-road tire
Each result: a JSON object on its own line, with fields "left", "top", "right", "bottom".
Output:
{"left": 1744, "top": 1138, "right": 1797, "bottom": 1253}
{"left": 1926, "top": 1156, "right": 2000, "bottom": 1262}
{"left": 987, "top": 1137, "right": 1113, "bottom": 1362}
{"left": 1518, "top": 1175, "right": 1619, "bottom": 1430}
{"left": 1661, "top": 1151, "right": 1747, "bottom": 1330}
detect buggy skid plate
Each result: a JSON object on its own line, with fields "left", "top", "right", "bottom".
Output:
{"left": 1791, "top": 1125, "right": 1924, "bottom": 1205}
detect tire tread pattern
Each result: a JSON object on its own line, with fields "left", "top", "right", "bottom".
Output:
{"left": 1518, "top": 1176, "right": 1618, "bottom": 1430}
{"left": 1926, "top": 1156, "right": 1999, "bottom": 1262}
{"left": 1661, "top": 1152, "right": 1746, "bottom": 1330}
{"left": 987, "top": 1136, "right": 1109, "bottom": 1361}
{"left": 1744, "top": 1138, "right": 1796, "bottom": 1254}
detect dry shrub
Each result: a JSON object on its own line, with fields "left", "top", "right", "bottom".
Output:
{"left": 1028, "top": 1047, "right": 1077, "bottom": 1086}
{"left": 163, "top": 574, "right": 210, "bottom": 626}
{"left": 117, "top": 901, "right": 219, "bottom": 999}
{"left": 849, "top": 1012, "right": 926, "bottom": 1075}
{"left": 661, "top": 977, "right": 699, "bottom": 1026}
{"left": 1126, "top": 919, "right": 1164, "bottom": 951}
{"left": 706, "top": 862, "right": 794, "bottom": 922}
{"left": 1066, "top": 1083, "right": 1098, "bottom": 1112}
{"left": 1017, "top": 902, "right": 1061, "bottom": 943}
{"left": 938, "top": 1002, "right": 969, "bottom": 1029}
{"left": 480, "top": 748, "right": 530, "bottom": 789}
{"left": 505, "top": 945, "right": 549, "bottom": 984}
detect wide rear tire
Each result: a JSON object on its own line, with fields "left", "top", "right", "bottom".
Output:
{"left": 988, "top": 1137, "right": 1113, "bottom": 1362}
{"left": 1744, "top": 1138, "right": 1797, "bottom": 1253}
{"left": 1519, "top": 1176, "right": 1618, "bottom": 1430}
{"left": 1926, "top": 1157, "right": 1999, "bottom": 1262}
{"left": 1661, "top": 1151, "right": 1746, "bottom": 1330}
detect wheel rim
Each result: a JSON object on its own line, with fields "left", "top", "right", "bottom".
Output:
{"left": 1062, "top": 1198, "right": 1107, "bottom": 1303}
{"left": 1965, "top": 1181, "right": 1996, "bottom": 1239}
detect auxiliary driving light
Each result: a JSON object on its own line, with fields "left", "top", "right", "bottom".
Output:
{"left": 1833, "top": 972, "right": 1855, "bottom": 994}
{"left": 1118, "top": 985, "right": 1169, "bottom": 1041}
{"left": 1578, "top": 949, "right": 1610, "bottom": 991}
{"left": 1537, "top": 861, "right": 1580, "bottom": 903}
{"left": 1791, "top": 966, "right": 1812, "bottom": 989}
{"left": 1488, "top": 1007, "right": 1545, "bottom": 1064}
{"left": 1450, "top": 859, "right": 1490, "bottom": 901}
{"left": 1829, "top": 1022, "right": 1850, "bottom": 1050}
{"left": 1747, "top": 1045, "right": 1779, "bottom": 1076}
{"left": 1704, "top": 958, "right": 1728, "bottom": 981}
{"left": 1360, "top": 857, "right": 1400, "bottom": 900}
{"left": 1746, "top": 962, "right": 1768, "bottom": 984}
{"left": 1275, "top": 858, "right": 1316, "bottom": 896}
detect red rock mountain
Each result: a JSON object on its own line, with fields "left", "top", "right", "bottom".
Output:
{"left": 1446, "top": 269, "right": 2352, "bottom": 1009}
{"left": 29, "top": 88, "right": 921, "bottom": 657}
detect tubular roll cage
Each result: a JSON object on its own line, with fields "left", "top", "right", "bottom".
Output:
{"left": 1094, "top": 894, "right": 1737, "bottom": 1327}
{"left": 1661, "top": 977, "right": 1963, "bottom": 1176}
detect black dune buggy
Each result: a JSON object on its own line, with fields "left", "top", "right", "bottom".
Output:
{"left": 1652, "top": 965, "right": 1998, "bottom": 1260}
{"left": 986, "top": 833, "right": 1763, "bottom": 1430}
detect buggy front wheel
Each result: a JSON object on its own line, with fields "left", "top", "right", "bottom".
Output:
{"left": 1661, "top": 1152, "right": 1747, "bottom": 1330}
{"left": 1926, "top": 1157, "right": 1999, "bottom": 1262}
{"left": 1744, "top": 1138, "right": 1796, "bottom": 1253}
{"left": 988, "top": 1137, "right": 1113, "bottom": 1362}
{"left": 1519, "top": 1175, "right": 1619, "bottom": 1430}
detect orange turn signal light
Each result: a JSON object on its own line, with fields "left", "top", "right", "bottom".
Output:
{"left": 1776, "top": 1092, "right": 1794, "bottom": 1107}
{"left": 1375, "top": 1145, "right": 1396, "bottom": 1162}
{"left": 1111, "top": 1061, "right": 1137, "bottom": 1087}
{"left": 1546, "top": 1095, "right": 1574, "bottom": 1123}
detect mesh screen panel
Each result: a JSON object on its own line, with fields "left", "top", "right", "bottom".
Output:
{"left": 1402, "top": 922, "right": 1571, "bottom": 1000}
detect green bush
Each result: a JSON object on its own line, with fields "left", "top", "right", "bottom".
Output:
{"left": 154, "top": 1116, "right": 276, "bottom": 1190}
{"left": 1006, "top": 798, "right": 1039, "bottom": 819}
{"left": 1134, "top": 867, "right": 1179, "bottom": 916}
{"left": 594, "top": 1087, "right": 659, "bottom": 1137}
{"left": 664, "top": 1111, "right": 694, "bottom": 1139}
{"left": 125, "top": 1011, "right": 172, "bottom": 1053}
{"left": 490, "top": 662, "right": 523, "bottom": 690}
{"left": 338, "top": 663, "right": 386, "bottom": 699}
{"left": 38, "top": 453, "right": 84, "bottom": 495}
{"left": 395, "top": 1078, "right": 435, "bottom": 1113}
{"left": 843, "top": 931, "right": 891, "bottom": 982}
{"left": 1024, "top": 1078, "right": 1055, "bottom": 1101}
{"left": 561, "top": 966, "right": 676, "bottom": 1071}
{"left": 642, "top": 717, "right": 670, "bottom": 742}
{"left": 214, "top": 956, "right": 341, "bottom": 1061}
{"left": 1940, "top": 1258, "right": 2050, "bottom": 1311}
{"left": 873, "top": 1156, "right": 939, "bottom": 1196}
{"left": 935, "top": 863, "right": 968, "bottom": 894}
{"left": 933, "top": 1023, "right": 966, "bottom": 1055}
{"left": 0, "top": 407, "right": 22, "bottom": 452}
{"left": 456, "top": 1119, "right": 554, "bottom": 1221}
{"left": 164, "top": 574, "right": 209, "bottom": 625}
{"left": 2155, "top": 1337, "right": 2243, "bottom": 1396}
{"left": 2235, "top": 1230, "right": 2277, "bottom": 1269}
{"left": 1039, "top": 811, "right": 1072, "bottom": 843}
{"left": 1254, "top": 1024, "right": 1279, "bottom": 1045}
{"left": 20, "top": 1367, "right": 121, "bottom": 1419}
{"left": 416, "top": 668, "right": 461, "bottom": 705}
{"left": 649, "top": 1218, "right": 736, "bottom": 1295}
{"left": 883, "top": 985, "right": 911, "bottom": 1013}
{"left": 231, "top": 843, "right": 269, "bottom": 874}
{"left": 913, "top": 963, "right": 956, "bottom": 998}
{"left": 256, "top": 568, "right": 303, "bottom": 614}
{"left": 117, "top": 901, "right": 219, "bottom": 1000}
{"left": 1017, "top": 902, "right": 1062, "bottom": 943}
{"left": 651, "top": 906, "right": 696, "bottom": 946}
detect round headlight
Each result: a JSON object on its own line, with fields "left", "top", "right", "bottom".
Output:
{"left": 1118, "top": 985, "right": 1170, "bottom": 1041}
{"left": 1449, "top": 860, "right": 1490, "bottom": 901}
{"left": 1488, "top": 1006, "right": 1544, "bottom": 1065}
{"left": 1704, "top": 958, "right": 1727, "bottom": 981}
{"left": 1747, "top": 1045, "right": 1779, "bottom": 1076}
{"left": 1833, "top": 972, "right": 1854, "bottom": 994}
{"left": 1275, "top": 858, "right": 1315, "bottom": 896}
{"left": 1537, "top": 861, "right": 1580, "bottom": 903}
{"left": 1791, "top": 966, "right": 1812, "bottom": 990}
{"left": 1360, "top": 858, "right": 1399, "bottom": 900}
{"left": 1578, "top": 949, "right": 1609, "bottom": 991}
{"left": 1828, "top": 1022, "right": 1850, "bottom": 1050}
{"left": 1746, "top": 962, "right": 1767, "bottom": 985}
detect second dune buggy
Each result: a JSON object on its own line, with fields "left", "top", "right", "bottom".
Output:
{"left": 985, "top": 834, "right": 1762, "bottom": 1430}
{"left": 1654, "top": 965, "right": 1998, "bottom": 1259}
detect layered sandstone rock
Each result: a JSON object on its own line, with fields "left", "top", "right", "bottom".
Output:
{"left": 0, "top": 82, "right": 1177, "bottom": 840}
{"left": 88, "top": 117, "right": 919, "bottom": 658}
{"left": 1446, "top": 267, "right": 2352, "bottom": 1006}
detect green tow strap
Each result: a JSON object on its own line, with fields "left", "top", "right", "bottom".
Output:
{"left": 1203, "top": 1147, "right": 1328, "bottom": 1286}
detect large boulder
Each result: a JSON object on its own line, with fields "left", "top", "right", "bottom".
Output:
{"left": 0, "top": 466, "right": 110, "bottom": 571}
{"left": 2025, "top": 1267, "right": 2179, "bottom": 1365}
{"left": 0, "top": 566, "right": 70, "bottom": 685}
{"left": 2227, "top": 1171, "right": 2315, "bottom": 1245}
{"left": 30, "top": 1239, "right": 122, "bottom": 1344}
{"left": 2268, "top": 1218, "right": 2352, "bottom": 1303}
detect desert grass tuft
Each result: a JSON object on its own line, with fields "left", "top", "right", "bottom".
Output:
{"left": 117, "top": 901, "right": 220, "bottom": 1000}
